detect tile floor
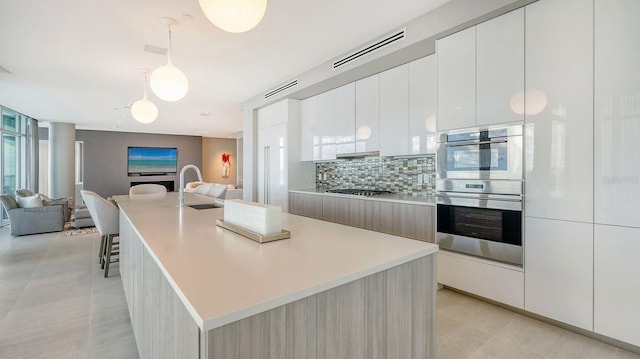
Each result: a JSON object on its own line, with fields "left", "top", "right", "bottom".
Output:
{"left": 0, "top": 226, "right": 138, "bottom": 359}
{"left": 0, "top": 225, "right": 639, "bottom": 359}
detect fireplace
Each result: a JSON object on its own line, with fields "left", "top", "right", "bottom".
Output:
{"left": 130, "top": 180, "right": 175, "bottom": 192}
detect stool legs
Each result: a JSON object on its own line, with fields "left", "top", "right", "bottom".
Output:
{"left": 98, "top": 235, "right": 105, "bottom": 265}
{"left": 103, "top": 234, "right": 119, "bottom": 278}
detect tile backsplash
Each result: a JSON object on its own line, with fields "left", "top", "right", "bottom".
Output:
{"left": 315, "top": 155, "right": 436, "bottom": 196}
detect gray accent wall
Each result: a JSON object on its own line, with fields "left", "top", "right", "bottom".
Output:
{"left": 40, "top": 128, "right": 202, "bottom": 198}
{"left": 77, "top": 130, "right": 202, "bottom": 198}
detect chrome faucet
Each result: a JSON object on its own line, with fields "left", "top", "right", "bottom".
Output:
{"left": 178, "top": 164, "right": 203, "bottom": 207}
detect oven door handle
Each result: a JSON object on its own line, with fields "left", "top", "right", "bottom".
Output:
{"left": 445, "top": 139, "right": 508, "bottom": 147}
{"left": 435, "top": 192, "right": 522, "bottom": 202}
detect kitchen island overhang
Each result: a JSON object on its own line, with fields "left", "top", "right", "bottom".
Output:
{"left": 115, "top": 192, "right": 439, "bottom": 359}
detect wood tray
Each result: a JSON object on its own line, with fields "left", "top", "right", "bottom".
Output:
{"left": 216, "top": 219, "right": 290, "bottom": 243}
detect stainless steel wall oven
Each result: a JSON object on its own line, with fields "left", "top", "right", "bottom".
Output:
{"left": 436, "top": 124, "right": 524, "bottom": 266}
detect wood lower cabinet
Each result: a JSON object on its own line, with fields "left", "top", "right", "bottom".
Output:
{"left": 290, "top": 192, "right": 434, "bottom": 243}
{"left": 288, "top": 192, "right": 323, "bottom": 219}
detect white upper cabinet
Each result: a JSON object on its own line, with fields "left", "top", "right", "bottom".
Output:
{"left": 355, "top": 74, "right": 380, "bottom": 153}
{"left": 304, "top": 83, "right": 356, "bottom": 160}
{"left": 476, "top": 8, "right": 524, "bottom": 126}
{"left": 524, "top": 0, "right": 593, "bottom": 223}
{"left": 300, "top": 96, "right": 318, "bottom": 161}
{"left": 594, "top": 0, "right": 640, "bottom": 228}
{"left": 437, "top": 26, "right": 475, "bottom": 131}
{"left": 380, "top": 64, "right": 410, "bottom": 156}
{"left": 409, "top": 55, "right": 437, "bottom": 154}
{"left": 334, "top": 83, "right": 356, "bottom": 155}
{"left": 437, "top": 9, "right": 524, "bottom": 131}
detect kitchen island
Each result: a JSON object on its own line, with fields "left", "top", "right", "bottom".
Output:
{"left": 114, "top": 192, "right": 439, "bottom": 359}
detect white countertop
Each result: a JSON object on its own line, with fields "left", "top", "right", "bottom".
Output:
{"left": 289, "top": 188, "right": 436, "bottom": 206}
{"left": 114, "top": 192, "right": 438, "bottom": 331}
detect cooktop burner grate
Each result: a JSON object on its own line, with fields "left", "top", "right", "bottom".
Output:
{"left": 326, "top": 189, "right": 394, "bottom": 197}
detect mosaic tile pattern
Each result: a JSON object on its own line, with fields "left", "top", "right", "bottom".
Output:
{"left": 315, "top": 155, "right": 436, "bottom": 196}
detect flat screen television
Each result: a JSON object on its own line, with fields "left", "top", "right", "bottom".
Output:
{"left": 127, "top": 147, "right": 178, "bottom": 176}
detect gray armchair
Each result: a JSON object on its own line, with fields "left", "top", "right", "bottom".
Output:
{"left": 15, "top": 189, "right": 71, "bottom": 222}
{"left": 0, "top": 194, "right": 65, "bottom": 236}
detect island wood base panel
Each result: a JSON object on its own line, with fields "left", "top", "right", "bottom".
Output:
{"left": 204, "top": 255, "right": 435, "bottom": 359}
{"left": 119, "top": 209, "right": 436, "bottom": 359}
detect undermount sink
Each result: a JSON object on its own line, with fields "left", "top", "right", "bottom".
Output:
{"left": 188, "top": 203, "right": 222, "bottom": 210}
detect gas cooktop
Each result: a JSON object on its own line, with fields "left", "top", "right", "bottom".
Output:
{"left": 326, "top": 189, "right": 394, "bottom": 197}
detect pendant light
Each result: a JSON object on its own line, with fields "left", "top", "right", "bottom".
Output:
{"left": 131, "top": 69, "right": 158, "bottom": 124}
{"left": 198, "top": 0, "right": 267, "bottom": 33}
{"left": 150, "top": 17, "right": 189, "bottom": 102}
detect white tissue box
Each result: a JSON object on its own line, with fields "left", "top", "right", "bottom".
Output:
{"left": 223, "top": 199, "right": 282, "bottom": 236}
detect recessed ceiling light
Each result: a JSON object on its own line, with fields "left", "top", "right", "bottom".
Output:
{"left": 182, "top": 14, "right": 194, "bottom": 21}
{"left": 200, "top": 112, "right": 210, "bottom": 116}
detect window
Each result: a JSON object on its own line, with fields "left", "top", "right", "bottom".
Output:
{"left": 1, "top": 106, "right": 30, "bottom": 225}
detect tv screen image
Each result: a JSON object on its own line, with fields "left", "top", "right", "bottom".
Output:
{"left": 127, "top": 147, "right": 178, "bottom": 176}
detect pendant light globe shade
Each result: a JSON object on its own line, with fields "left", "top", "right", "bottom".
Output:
{"left": 199, "top": 0, "right": 267, "bottom": 33}
{"left": 131, "top": 97, "right": 159, "bottom": 124}
{"left": 150, "top": 62, "right": 189, "bottom": 102}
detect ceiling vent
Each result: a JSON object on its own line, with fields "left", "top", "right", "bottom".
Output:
{"left": 143, "top": 44, "right": 168, "bottom": 56}
{"left": 332, "top": 28, "right": 406, "bottom": 70}
{"left": 0, "top": 65, "right": 12, "bottom": 74}
{"left": 264, "top": 79, "right": 298, "bottom": 99}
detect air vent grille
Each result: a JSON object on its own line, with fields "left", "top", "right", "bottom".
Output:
{"left": 264, "top": 79, "right": 298, "bottom": 99}
{"left": 333, "top": 29, "right": 406, "bottom": 70}
{"left": 144, "top": 44, "right": 168, "bottom": 56}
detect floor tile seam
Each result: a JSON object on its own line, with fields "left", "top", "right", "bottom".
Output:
{"left": 5, "top": 243, "right": 47, "bottom": 314}
{"left": 0, "top": 319, "right": 93, "bottom": 343}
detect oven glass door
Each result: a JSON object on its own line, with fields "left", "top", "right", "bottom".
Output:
{"left": 447, "top": 141, "right": 508, "bottom": 172}
{"left": 437, "top": 204, "right": 522, "bottom": 246}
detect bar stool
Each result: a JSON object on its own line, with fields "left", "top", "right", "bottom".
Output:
{"left": 81, "top": 190, "right": 119, "bottom": 277}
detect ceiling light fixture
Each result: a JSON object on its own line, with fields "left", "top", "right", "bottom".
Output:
{"left": 198, "top": 0, "right": 267, "bottom": 33}
{"left": 131, "top": 69, "right": 159, "bottom": 124}
{"left": 150, "top": 17, "right": 189, "bottom": 102}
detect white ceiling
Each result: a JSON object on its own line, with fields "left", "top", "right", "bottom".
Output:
{"left": 0, "top": 0, "right": 450, "bottom": 138}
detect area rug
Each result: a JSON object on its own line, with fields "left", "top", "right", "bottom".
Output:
{"left": 64, "top": 227, "right": 98, "bottom": 236}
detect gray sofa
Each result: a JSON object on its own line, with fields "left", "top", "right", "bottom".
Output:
{"left": 0, "top": 194, "right": 65, "bottom": 236}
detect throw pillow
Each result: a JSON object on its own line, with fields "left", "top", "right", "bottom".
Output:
{"left": 194, "top": 183, "right": 214, "bottom": 195}
{"left": 210, "top": 184, "right": 228, "bottom": 199}
{"left": 17, "top": 195, "right": 44, "bottom": 208}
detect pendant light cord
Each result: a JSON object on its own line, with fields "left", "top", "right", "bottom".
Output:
{"left": 143, "top": 71, "right": 149, "bottom": 99}
{"left": 167, "top": 24, "right": 173, "bottom": 65}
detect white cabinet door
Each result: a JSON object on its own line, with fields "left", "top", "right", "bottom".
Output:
{"left": 437, "top": 26, "right": 475, "bottom": 131}
{"left": 524, "top": 0, "right": 593, "bottom": 223}
{"left": 300, "top": 96, "right": 319, "bottom": 161}
{"left": 438, "top": 252, "right": 524, "bottom": 309}
{"left": 476, "top": 8, "right": 524, "bottom": 126}
{"left": 594, "top": 224, "right": 640, "bottom": 347}
{"left": 257, "top": 122, "right": 288, "bottom": 209}
{"left": 317, "top": 89, "right": 337, "bottom": 160}
{"left": 524, "top": 217, "right": 593, "bottom": 330}
{"left": 317, "top": 84, "right": 355, "bottom": 159}
{"left": 594, "top": 0, "right": 640, "bottom": 228}
{"left": 355, "top": 74, "right": 380, "bottom": 153}
{"left": 409, "top": 55, "right": 437, "bottom": 154}
{"left": 334, "top": 82, "right": 356, "bottom": 155}
{"left": 379, "top": 64, "right": 409, "bottom": 156}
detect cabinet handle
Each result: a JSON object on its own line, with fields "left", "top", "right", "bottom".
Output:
{"left": 446, "top": 139, "right": 508, "bottom": 147}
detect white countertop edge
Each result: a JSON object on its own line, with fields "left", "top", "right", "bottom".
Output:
{"left": 120, "top": 209, "right": 207, "bottom": 330}
{"left": 288, "top": 189, "right": 436, "bottom": 206}
{"left": 200, "top": 245, "right": 438, "bottom": 331}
